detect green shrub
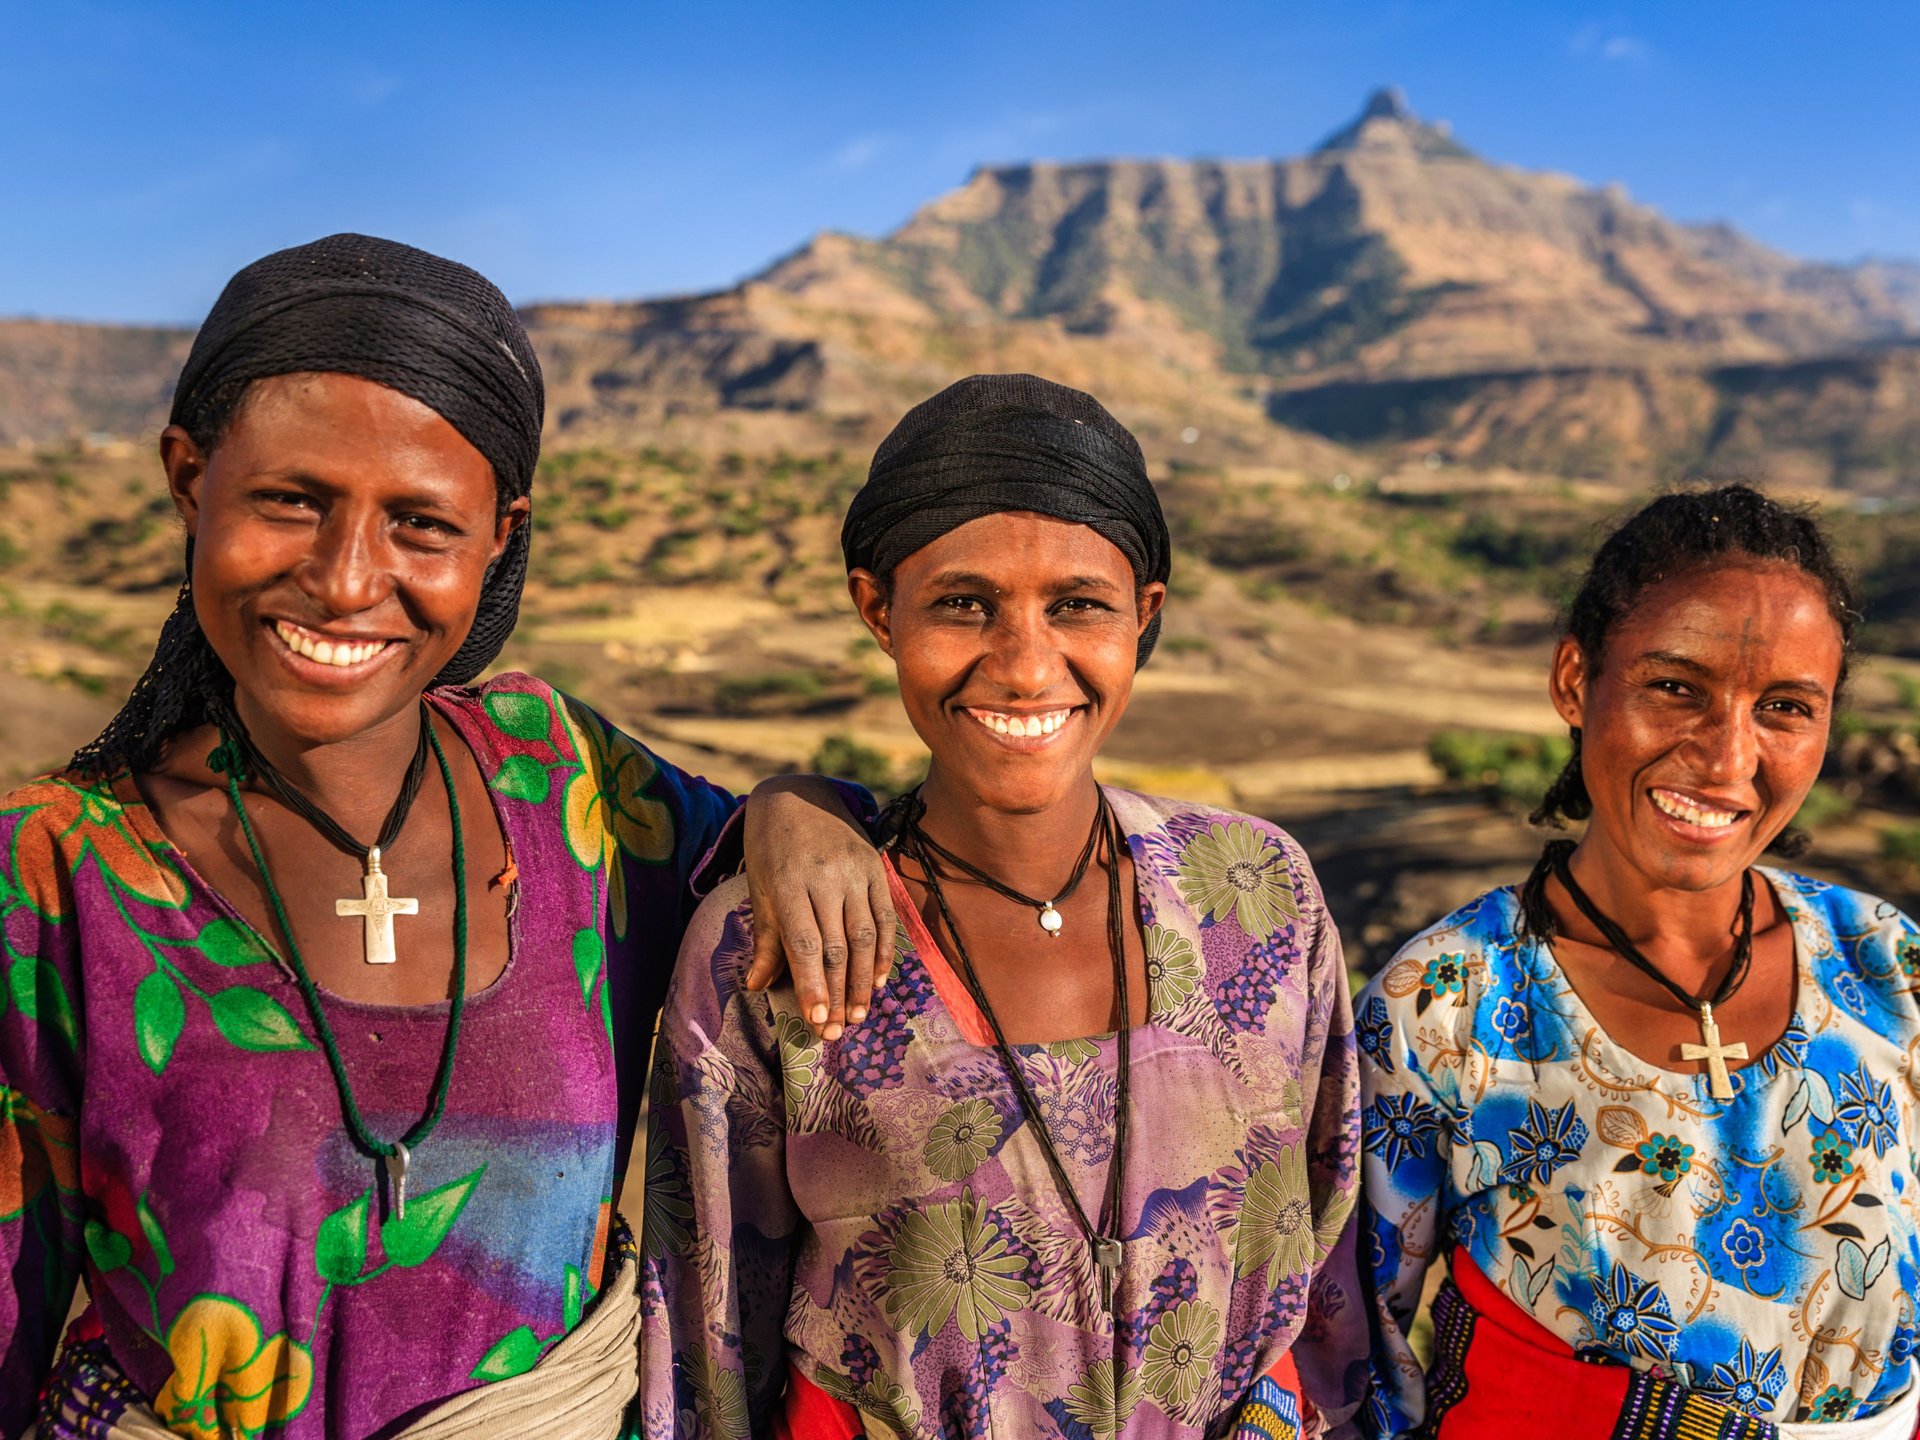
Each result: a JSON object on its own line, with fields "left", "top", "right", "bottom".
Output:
{"left": 1881, "top": 822, "right": 1920, "bottom": 875}
{"left": 1791, "top": 781, "right": 1852, "bottom": 832}
{"left": 1451, "top": 514, "right": 1581, "bottom": 573}
{"left": 1832, "top": 710, "right": 1874, "bottom": 740}
{"left": 1428, "top": 729, "right": 1573, "bottom": 808}
{"left": 1158, "top": 635, "right": 1214, "bottom": 656}
{"left": 809, "top": 734, "right": 902, "bottom": 798}
{"left": 1205, "top": 527, "right": 1310, "bottom": 570}
{"left": 714, "top": 671, "right": 826, "bottom": 714}
{"left": 56, "top": 668, "right": 109, "bottom": 695}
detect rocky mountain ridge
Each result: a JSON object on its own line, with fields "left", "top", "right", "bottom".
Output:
{"left": 6, "top": 90, "right": 1919, "bottom": 488}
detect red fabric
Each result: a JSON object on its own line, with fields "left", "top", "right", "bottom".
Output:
{"left": 1430, "top": 1247, "right": 1630, "bottom": 1439}
{"left": 1263, "top": 1344, "right": 1303, "bottom": 1395}
{"left": 777, "top": 1351, "right": 1312, "bottom": 1438}
{"left": 882, "top": 854, "right": 995, "bottom": 1044}
{"left": 775, "top": 1366, "right": 863, "bottom": 1440}
{"left": 63, "top": 1299, "right": 104, "bottom": 1346}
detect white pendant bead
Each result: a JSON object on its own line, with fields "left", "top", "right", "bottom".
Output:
{"left": 1039, "top": 904, "right": 1064, "bottom": 936}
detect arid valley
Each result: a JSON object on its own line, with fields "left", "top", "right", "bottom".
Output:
{"left": 8, "top": 91, "right": 1920, "bottom": 966}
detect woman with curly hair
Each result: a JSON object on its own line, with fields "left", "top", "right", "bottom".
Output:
{"left": 1359, "top": 485, "right": 1920, "bottom": 1437}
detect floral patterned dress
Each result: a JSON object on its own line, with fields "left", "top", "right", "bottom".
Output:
{"left": 1359, "top": 871, "right": 1920, "bottom": 1436}
{"left": 640, "top": 790, "right": 1369, "bottom": 1439}
{"left": 0, "top": 673, "right": 741, "bottom": 1439}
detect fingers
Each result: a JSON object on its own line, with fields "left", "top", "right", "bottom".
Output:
{"left": 776, "top": 878, "right": 892, "bottom": 1037}
{"left": 742, "top": 866, "right": 780, "bottom": 993}
{"left": 780, "top": 908, "right": 834, "bottom": 1031}
{"left": 810, "top": 899, "right": 851, "bottom": 1041}
{"left": 736, "top": 799, "right": 894, "bottom": 1039}
{"left": 868, "top": 875, "right": 897, "bottom": 992}
{"left": 844, "top": 895, "right": 876, "bottom": 1027}
{"left": 745, "top": 911, "right": 780, "bottom": 993}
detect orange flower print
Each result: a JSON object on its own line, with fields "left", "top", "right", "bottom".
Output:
{"left": 6, "top": 778, "right": 187, "bottom": 923}
{"left": 153, "top": 1295, "right": 313, "bottom": 1439}
{"left": 558, "top": 699, "right": 674, "bottom": 940}
{"left": 0, "top": 1087, "right": 78, "bottom": 1220}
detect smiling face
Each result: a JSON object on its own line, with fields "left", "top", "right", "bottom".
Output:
{"left": 849, "top": 511, "right": 1164, "bottom": 816}
{"left": 162, "top": 371, "right": 528, "bottom": 753}
{"left": 1550, "top": 557, "right": 1845, "bottom": 894}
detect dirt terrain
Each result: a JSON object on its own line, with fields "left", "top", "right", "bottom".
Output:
{"left": 8, "top": 89, "right": 1920, "bottom": 959}
{"left": 6, "top": 441, "right": 1917, "bottom": 973}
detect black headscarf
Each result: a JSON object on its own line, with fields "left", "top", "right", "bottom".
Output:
{"left": 841, "top": 373, "right": 1172, "bottom": 666}
{"left": 72, "top": 234, "right": 544, "bottom": 775}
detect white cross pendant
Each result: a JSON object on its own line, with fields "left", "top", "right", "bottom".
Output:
{"left": 335, "top": 847, "right": 419, "bottom": 966}
{"left": 1681, "top": 1001, "right": 1749, "bottom": 1101}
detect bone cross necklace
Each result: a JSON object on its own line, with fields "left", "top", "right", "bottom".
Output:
{"left": 334, "top": 847, "right": 419, "bottom": 965}
{"left": 1552, "top": 856, "right": 1757, "bottom": 1105}
{"left": 1681, "top": 1001, "right": 1750, "bottom": 1101}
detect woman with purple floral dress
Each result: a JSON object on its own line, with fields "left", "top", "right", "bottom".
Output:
{"left": 3, "top": 235, "right": 888, "bottom": 1439}
{"left": 641, "top": 375, "right": 1368, "bottom": 1439}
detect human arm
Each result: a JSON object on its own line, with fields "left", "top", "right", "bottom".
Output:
{"left": 542, "top": 686, "right": 885, "bottom": 1042}
{"left": 637, "top": 884, "right": 802, "bottom": 1438}
{"left": 0, "top": 792, "right": 88, "bottom": 1434}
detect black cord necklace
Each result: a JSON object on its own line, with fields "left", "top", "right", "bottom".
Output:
{"left": 908, "top": 801, "right": 1104, "bottom": 937}
{"left": 216, "top": 701, "right": 432, "bottom": 966}
{"left": 212, "top": 712, "right": 469, "bottom": 1217}
{"left": 895, "top": 787, "right": 1133, "bottom": 1316}
{"left": 1553, "top": 853, "right": 1757, "bottom": 1100}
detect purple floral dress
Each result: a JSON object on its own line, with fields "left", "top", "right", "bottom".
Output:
{"left": 0, "top": 674, "right": 742, "bottom": 1438}
{"left": 640, "top": 789, "right": 1368, "bottom": 1439}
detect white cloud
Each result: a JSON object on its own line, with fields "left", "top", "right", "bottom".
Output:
{"left": 828, "top": 134, "right": 894, "bottom": 172}
{"left": 1569, "top": 23, "right": 1650, "bottom": 64}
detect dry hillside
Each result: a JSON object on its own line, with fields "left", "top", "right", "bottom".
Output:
{"left": 6, "top": 90, "right": 1920, "bottom": 951}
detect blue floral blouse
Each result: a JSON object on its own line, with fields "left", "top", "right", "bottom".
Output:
{"left": 1358, "top": 870, "right": 1920, "bottom": 1434}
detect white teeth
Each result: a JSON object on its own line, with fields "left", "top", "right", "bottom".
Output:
{"left": 275, "top": 621, "right": 387, "bottom": 669}
{"left": 970, "top": 709, "right": 1071, "bottom": 739}
{"left": 1652, "top": 789, "right": 1739, "bottom": 829}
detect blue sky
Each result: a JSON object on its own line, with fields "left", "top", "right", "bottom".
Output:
{"left": 8, "top": 0, "right": 1919, "bottom": 323}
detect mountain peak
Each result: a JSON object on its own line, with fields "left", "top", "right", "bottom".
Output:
{"left": 1316, "top": 87, "right": 1472, "bottom": 159}
{"left": 1362, "top": 85, "right": 1413, "bottom": 122}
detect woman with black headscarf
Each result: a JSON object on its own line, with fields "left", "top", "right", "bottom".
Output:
{"left": 641, "top": 374, "right": 1369, "bottom": 1438}
{"left": 1, "top": 235, "right": 891, "bottom": 1438}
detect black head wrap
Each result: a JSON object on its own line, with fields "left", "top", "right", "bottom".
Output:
{"left": 72, "top": 233, "right": 544, "bottom": 775}
{"left": 841, "top": 373, "right": 1172, "bottom": 666}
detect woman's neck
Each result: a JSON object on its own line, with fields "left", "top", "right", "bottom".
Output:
{"left": 232, "top": 692, "right": 427, "bottom": 833}
{"left": 915, "top": 765, "right": 1102, "bottom": 896}
{"left": 1562, "top": 835, "right": 1753, "bottom": 965}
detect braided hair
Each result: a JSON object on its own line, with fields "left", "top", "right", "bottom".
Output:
{"left": 1518, "top": 483, "right": 1857, "bottom": 936}
{"left": 70, "top": 234, "right": 544, "bottom": 778}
